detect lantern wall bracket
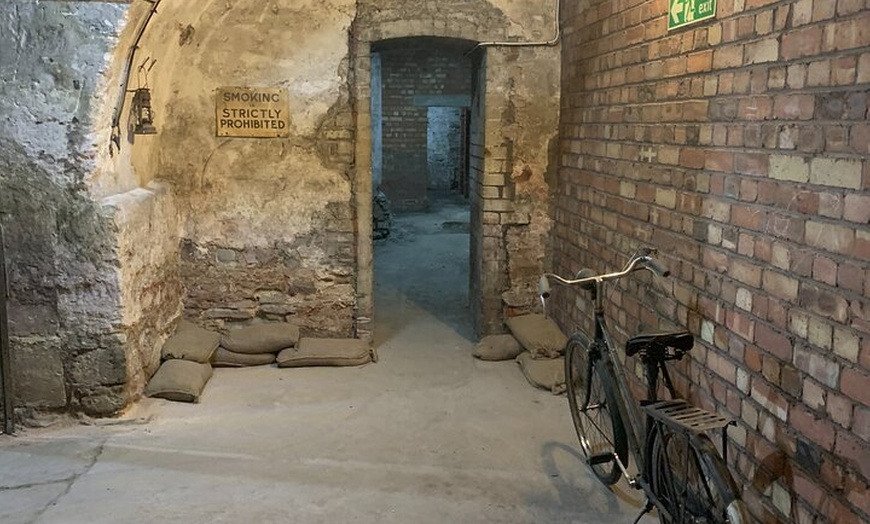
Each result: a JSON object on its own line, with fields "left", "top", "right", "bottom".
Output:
{"left": 109, "top": 0, "right": 162, "bottom": 156}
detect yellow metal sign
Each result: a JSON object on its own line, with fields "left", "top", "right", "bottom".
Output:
{"left": 215, "top": 87, "right": 289, "bottom": 138}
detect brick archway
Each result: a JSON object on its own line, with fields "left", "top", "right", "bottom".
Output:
{"left": 350, "top": 9, "right": 560, "bottom": 338}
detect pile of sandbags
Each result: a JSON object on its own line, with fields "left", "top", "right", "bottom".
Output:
{"left": 145, "top": 320, "right": 372, "bottom": 403}
{"left": 276, "top": 337, "right": 370, "bottom": 368}
{"left": 217, "top": 324, "right": 371, "bottom": 368}
{"left": 214, "top": 323, "right": 301, "bottom": 367}
{"left": 145, "top": 320, "right": 220, "bottom": 403}
{"left": 472, "top": 313, "right": 568, "bottom": 394}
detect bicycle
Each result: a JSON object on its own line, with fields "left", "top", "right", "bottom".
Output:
{"left": 373, "top": 187, "right": 392, "bottom": 240}
{"left": 539, "top": 247, "right": 750, "bottom": 524}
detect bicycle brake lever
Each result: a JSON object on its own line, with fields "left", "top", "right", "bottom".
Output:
{"left": 538, "top": 275, "right": 551, "bottom": 299}
{"left": 644, "top": 257, "right": 670, "bottom": 278}
{"left": 538, "top": 276, "right": 551, "bottom": 315}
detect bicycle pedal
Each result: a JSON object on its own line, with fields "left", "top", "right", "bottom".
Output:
{"left": 587, "top": 452, "right": 614, "bottom": 465}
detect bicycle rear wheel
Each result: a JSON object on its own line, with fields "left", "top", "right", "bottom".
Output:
{"left": 647, "top": 427, "right": 749, "bottom": 524}
{"left": 565, "top": 331, "right": 628, "bottom": 485}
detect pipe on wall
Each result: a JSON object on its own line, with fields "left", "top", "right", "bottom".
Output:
{"left": 467, "top": 0, "right": 561, "bottom": 53}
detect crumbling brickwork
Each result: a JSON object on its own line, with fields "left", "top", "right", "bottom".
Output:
{"left": 555, "top": 1, "right": 868, "bottom": 522}
{"left": 470, "top": 45, "right": 560, "bottom": 335}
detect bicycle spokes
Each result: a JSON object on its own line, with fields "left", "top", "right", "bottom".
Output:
{"left": 565, "top": 334, "right": 628, "bottom": 486}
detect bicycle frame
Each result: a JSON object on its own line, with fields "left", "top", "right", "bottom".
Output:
{"left": 542, "top": 250, "right": 679, "bottom": 518}
{"left": 589, "top": 288, "right": 686, "bottom": 516}
{"left": 542, "top": 250, "right": 663, "bottom": 473}
{"left": 542, "top": 250, "right": 748, "bottom": 524}
{"left": 591, "top": 303, "right": 648, "bottom": 477}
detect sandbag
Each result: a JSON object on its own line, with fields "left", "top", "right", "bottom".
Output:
{"left": 211, "top": 347, "right": 276, "bottom": 367}
{"left": 276, "top": 337, "right": 371, "bottom": 368}
{"left": 145, "top": 360, "right": 213, "bottom": 403}
{"left": 161, "top": 320, "right": 221, "bottom": 363}
{"left": 506, "top": 314, "right": 568, "bottom": 360}
{"left": 472, "top": 334, "right": 523, "bottom": 361}
{"left": 221, "top": 323, "right": 300, "bottom": 354}
{"left": 516, "top": 351, "right": 565, "bottom": 394}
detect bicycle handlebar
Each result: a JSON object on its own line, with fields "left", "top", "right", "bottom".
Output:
{"left": 540, "top": 249, "right": 669, "bottom": 293}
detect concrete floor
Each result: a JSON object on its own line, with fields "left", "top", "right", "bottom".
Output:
{"left": 0, "top": 192, "right": 655, "bottom": 524}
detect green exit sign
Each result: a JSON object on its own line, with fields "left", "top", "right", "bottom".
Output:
{"left": 668, "top": 0, "right": 716, "bottom": 31}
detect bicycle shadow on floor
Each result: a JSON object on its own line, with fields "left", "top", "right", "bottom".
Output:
{"left": 528, "top": 440, "right": 658, "bottom": 523}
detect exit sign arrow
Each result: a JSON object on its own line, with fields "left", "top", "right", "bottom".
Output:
{"left": 671, "top": 0, "right": 685, "bottom": 25}
{"left": 668, "top": 0, "right": 717, "bottom": 31}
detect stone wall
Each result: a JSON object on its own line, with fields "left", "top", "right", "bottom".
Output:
{"left": 102, "top": 182, "right": 182, "bottom": 400}
{"left": 555, "top": 1, "right": 868, "bottom": 523}
{"left": 0, "top": 2, "right": 180, "bottom": 418}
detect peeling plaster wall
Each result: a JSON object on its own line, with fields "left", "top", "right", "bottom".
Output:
{"left": 483, "top": 46, "right": 559, "bottom": 323}
{"left": 356, "top": 0, "right": 554, "bottom": 43}
{"left": 115, "top": 0, "right": 359, "bottom": 336}
{"left": 466, "top": 45, "right": 560, "bottom": 335}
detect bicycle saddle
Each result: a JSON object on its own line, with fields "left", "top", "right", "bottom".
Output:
{"left": 625, "top": 331, "right": 694, "bottom": 357}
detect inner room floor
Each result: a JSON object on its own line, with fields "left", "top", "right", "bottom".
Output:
{"left": 374, "top": 189, "right": 474, "bottom": 345}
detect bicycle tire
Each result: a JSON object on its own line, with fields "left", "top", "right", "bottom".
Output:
{"left": 565, "top": 331, "right": 629, "bottom": 486}
{"left": 647, "top": 427, "right": 749, "bottom": 524}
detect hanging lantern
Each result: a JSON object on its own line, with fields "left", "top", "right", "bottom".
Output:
{"left": 132, "top": 87, "right": 157, "bottom": 135}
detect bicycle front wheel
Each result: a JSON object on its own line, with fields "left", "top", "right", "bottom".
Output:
{"left": 565, "top": 331, "right": 628, "bottom": 485}
{"left": 647, "top": 428, "right": 749, "bottom": 524}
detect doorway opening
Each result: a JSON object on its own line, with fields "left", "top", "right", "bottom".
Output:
{"left": 427, "top": 106, "right": 469, "bottom": 197}
{"left": 370, "top": 37, "right": 476, "bottom": 344}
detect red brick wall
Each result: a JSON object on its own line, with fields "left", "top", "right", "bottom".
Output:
{"left": 377, "top": 40, "right": 472, "bottom": 210}
{"left": 555, "top": 1, "right": 868, "bottom": 522}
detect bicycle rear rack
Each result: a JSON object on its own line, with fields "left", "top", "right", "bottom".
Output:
{"left": 644, "top": 400, "right": 735, "bottom": 464}
{"left": 644, "top": 400, "right": 732, "bottom": 434}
